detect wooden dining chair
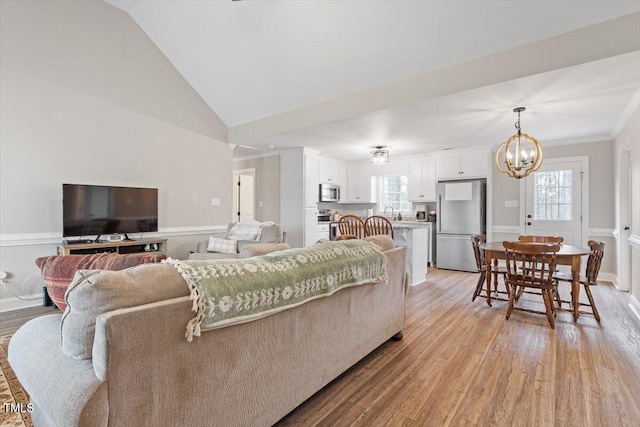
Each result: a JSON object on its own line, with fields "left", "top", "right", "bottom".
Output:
{"left": 503, "top": 241, "right": 560, "bottom": 328}
{"left": 471, "top": 235, "right": 507, "bottom": 304}
{"left": 364, "top": 215, "right": 394, "bottom": 239}
{"left": 553, "top": 240, "right": 605, "bottom": 322}
{"left": 338, "top": 215, "right": 365, "bottom": 239}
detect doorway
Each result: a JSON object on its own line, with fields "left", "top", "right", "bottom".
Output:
{"left": 618, "top": 144, "right": 631, "bottom": 291}
{"left": 233, "top": 169, "right": 255, "bottom": 222}
{"left": 520, "top": 157, "right": 588, "bottom": 247}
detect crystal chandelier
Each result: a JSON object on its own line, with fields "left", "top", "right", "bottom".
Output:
{"left": 494, "top": 107, "right": 543, "bottom": 179}
{"left": 371, "top": 146, "right": 389, "bottom": 164}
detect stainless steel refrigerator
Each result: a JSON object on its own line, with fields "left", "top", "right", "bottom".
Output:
{"left": 436, "top": 179, "right": 486, "bottom": 272}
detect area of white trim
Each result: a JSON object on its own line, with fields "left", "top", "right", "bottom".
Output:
{"left": 630, "top": 296, "right": 640, "bottom": 323}
{"left": 0, "top": 226, "right": 228, "bottom": 247}
{"left": 0, "top": 294, "right": 44, "bottom": 313}
{"left": 612, "top": 88, "right": 640, "bottom": 138}
{"left": 630, "top": 234, "right": 640, "bottom": 250}
{"left": 490, "top": 225, "right": 521, "bottom": 234}
{"left": 598, "top": 272, "right": 617, "bottom": 286}
{"left": 588, "top": 228, "right": 616, "bottom": 238}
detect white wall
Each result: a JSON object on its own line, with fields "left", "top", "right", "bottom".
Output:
{"left": 614, "top": 105, "right": 640, "bottom": 312}
{"left": 0, "top": 0, "right": 232, "bottom": 310}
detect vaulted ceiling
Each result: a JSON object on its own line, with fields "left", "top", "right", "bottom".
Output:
{"left": 104, "top": 1, "right": 640, "bottom": 161}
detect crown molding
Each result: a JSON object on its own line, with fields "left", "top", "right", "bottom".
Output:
{"left": 612, "top": 87, "right": 640, "bottom": 138}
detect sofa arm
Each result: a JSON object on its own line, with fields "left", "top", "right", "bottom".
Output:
{"left": 8, "top": 315, "right": 108, "bottom": 426}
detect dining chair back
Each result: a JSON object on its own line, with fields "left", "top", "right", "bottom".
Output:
{"left": 364, "top": 216, "right": 394, "bottom": 239}
{"left": 338, "top": 215, "right": 365, "bottom": 239}
{"left": 553, "top": 240, "right": 605, "bottom": 322}
{"left": 518, "top": 235, "right": 564, "bottom": 244}
{"left": 503, "top": 241, "right": 560, "bottom": 328}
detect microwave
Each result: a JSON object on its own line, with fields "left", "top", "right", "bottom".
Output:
{"left": 319, "top": 183, "right": 340, "bottom": 202}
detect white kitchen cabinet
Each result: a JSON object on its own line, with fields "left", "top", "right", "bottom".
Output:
{"left": 436, "top": 149, "right": 488, "bottom": 180}
{"left": 303, "top": 208, "right": 318, "bottom": 247}
{"left": 338, "top": 164, "right": 348, "bottom": 202}
{"left": 347, "top": 163, "right": 373, "bottom": 202}
{"left": 304, "top": 151, "right": 319, "bottom": 208}
{"left": 408, "top": 157, "right": 436, "bottom": 201}
{"left": 318, "top": 157, "right": 340, "bottom": 184}
{"left": 393, "top": 226, "right": 429, "bottom": 286}
{"left": 316, "top": 223, "right": 330, "bottom": 241}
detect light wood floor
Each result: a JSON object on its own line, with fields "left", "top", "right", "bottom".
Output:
{"left": 277, "top": 268, "right": 640, "bottom": 427}
{"left": 2, "top": 269, "right": 640, "bottom": 426}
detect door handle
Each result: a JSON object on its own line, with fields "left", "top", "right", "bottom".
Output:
{"left": 527, "top": 214, "right": 532, "bottom": 219}
{"left": 624, "top": 226, "right": 630, "bottom": 230}
{"left": 527, "top": 222, "right": 532, "bottom": 226}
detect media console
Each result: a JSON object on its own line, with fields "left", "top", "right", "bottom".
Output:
{"left": 56, "top": 238, "right": 168, "bottom": 256}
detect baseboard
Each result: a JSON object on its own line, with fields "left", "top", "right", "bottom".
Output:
{"left": 630, "top": 295, "right": 640, "bottom": 323}
{"left": 0, "top": 294, "right": 44, "bottom": 313}
{"left": 598, "top": 272, "right": 617, "bottom": 287}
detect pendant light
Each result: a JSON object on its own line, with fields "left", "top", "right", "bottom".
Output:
{"left": 494, "top": 107, "right": 543, "bottom": 179}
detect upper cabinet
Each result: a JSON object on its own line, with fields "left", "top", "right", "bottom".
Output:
{"left": 408, "top": 157, "right": 436, "bottom": 201}
{"left": 318, "top": 157, "right": 340, "bottom": 184}
{"left": 436, "top": 149, "right": 488, "bottom": 180}
{"left": 347, "top": 163, "right": 373, "bottom": 202}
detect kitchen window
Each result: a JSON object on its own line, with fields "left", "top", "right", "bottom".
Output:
{"left": 377, "top": 175, "right": 411, "bottom": 214}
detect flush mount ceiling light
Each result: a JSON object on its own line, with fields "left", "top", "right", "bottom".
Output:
{"left": 371, "top": 146, "right": 389, "bottom": 164}
{"left": 494, "top": 107, "right": 543, "bottom": 179}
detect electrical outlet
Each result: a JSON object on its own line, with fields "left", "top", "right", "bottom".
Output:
{"left": 211, "top": 198, "right": 221, "bottom": 206}
{"left": 259, "top": 201, "right": 263, "bottom": 208}
{"left": 0, "top": 270, "right": 7, "bottom": 285}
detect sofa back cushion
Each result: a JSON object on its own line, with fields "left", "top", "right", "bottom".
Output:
{"left": 36, "top": 252, "right": 167, "bottom": 311}
{"left": 364, "top": 235, "right": 395, "bottom": 251}
{"left": 61, "top": 263, "right": 189, "bottom": 359}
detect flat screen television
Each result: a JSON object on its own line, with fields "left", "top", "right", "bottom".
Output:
{"left": 63, "top": 184, "right": 158, "bottom": 238}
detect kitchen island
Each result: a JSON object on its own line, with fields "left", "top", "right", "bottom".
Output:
{"left": 391, "top": 221, "right": 433, "bottom": 286}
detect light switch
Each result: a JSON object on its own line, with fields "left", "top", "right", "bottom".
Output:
{"left": 211, "top": 198, "right": 221, "bottom": 206}
{"left": 505, "top": 200, "right": 518, "bottom": 208}
{"left": 259, "top": 201, "right": 263, "bottom": 208}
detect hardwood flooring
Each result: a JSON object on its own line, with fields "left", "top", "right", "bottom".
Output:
{"left": 2, "top": 269, "right": 639, "bottom": 426}
{"left": 277, "top": 268, "right": 640, "bottom": 427}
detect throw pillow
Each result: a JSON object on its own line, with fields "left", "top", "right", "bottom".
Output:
{"left": 35, "top": 252, "right": 167, "bottom": 311}
{"left": 61, "top": 263, "right": 189, "bottom": 359}
{"left": 207, "top": 236, "right": 238, "bottom": 253}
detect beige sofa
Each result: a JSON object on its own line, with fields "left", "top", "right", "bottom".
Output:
{"left": 8, "top": 241, "right": 406, "bottom": 427}
{"left": 188, "top": 222, "right": 285, "bottom": 260}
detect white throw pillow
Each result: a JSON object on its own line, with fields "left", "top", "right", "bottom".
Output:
{"left": 207, "top": 236, "right": 238, "bottom": 253}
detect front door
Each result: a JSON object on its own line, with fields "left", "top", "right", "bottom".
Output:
{"left": 523, "top": 159, "right": 584, "bottom": 246}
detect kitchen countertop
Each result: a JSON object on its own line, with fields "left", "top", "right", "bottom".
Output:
{"left": 390, "top": 221, "right": 434, "bottom": 229}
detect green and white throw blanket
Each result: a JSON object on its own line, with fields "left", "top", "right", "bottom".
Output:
{"left": 166, "top": 240, "right": 387, "bottom": 341}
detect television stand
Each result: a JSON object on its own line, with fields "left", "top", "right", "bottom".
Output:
{"left": 57, "top": 238, "right": 167, "bottom": 256}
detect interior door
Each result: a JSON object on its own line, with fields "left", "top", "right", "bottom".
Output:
{"left": 524, "top": 160, "right": 582, "bottom": 246}
{"left": 233, "top": 169, "right": 255, "bottom": 222}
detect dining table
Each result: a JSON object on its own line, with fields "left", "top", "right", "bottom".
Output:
{"left": 479, "top": 241, "right": 591, "bottom": 321}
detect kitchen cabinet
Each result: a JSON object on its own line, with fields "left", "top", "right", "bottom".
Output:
{"left": 338, "top": 164, "right": 348, "bottom": 202}
{"left": 316, "top": 223, "right": 330, "bottom": 241}
{"left": 304, "top": 151, "right": 319, "bottom": 208}
{"left": 436, "top": 149, "right": 488, "bottom": 180}
{"left": 408, "top": 157, "right": 436, "bottom": 201}
{"left": 347, "top": 163, "right": 373, "bottom": 202}
{"left": 318, "top": 157, "right": 340, "bottom": 184}
{"left": 392, "top": 225, "right": 429, "bottom": 286}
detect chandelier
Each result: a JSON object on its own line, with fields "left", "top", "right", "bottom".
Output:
{"left": 494, "top": 107, "right": 543, "bottom": 179}
{"left": 371, "top": 146, "right": 389, "bottom": 164}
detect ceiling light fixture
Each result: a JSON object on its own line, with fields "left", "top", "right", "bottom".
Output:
{"left": 494, "top": 107, "right": 543, "bottom": 179}
{"left": 371, "top": 146, "right": 389, "bottom": 164}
